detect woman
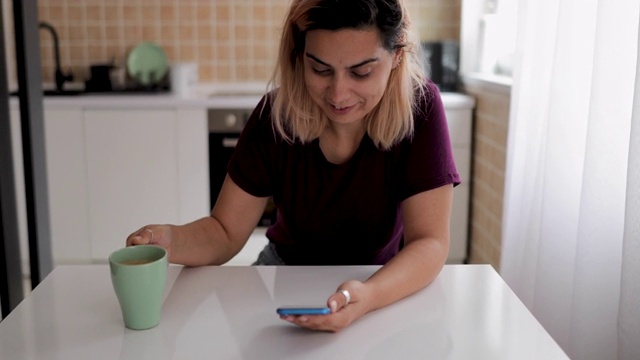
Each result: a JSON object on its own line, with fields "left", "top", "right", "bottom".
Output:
{"left": 127, "top": 0, "right": 459, "bottom": 332}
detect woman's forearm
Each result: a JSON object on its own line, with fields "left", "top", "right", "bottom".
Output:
{"left": 360, "top": 237, "right": 449, "bottom": 314}
{"left": 169, "top": 215, "right": 239, "bottom": 266}
{"left": 281, "top": 237, "right": 449, "bottom": 332}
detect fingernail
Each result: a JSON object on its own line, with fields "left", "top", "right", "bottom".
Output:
{"left": 299, "top": 316, "right": 308, "bottom": 322}
{"left": 330, "top": 300, "right": 337, "bottom": 312}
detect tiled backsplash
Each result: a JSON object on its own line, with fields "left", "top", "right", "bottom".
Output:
{"left": 29, "top": 0, "right": 460, "bottom": 84}
{"left": 463, "top": 81, "right": 510, "bottom": 271}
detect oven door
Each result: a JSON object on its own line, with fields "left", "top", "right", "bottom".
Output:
{"left": 208, "top": 132, "right": 239, "bottom": 209}
{"left": 208, "top": 117, "right": 276, "bottom": 227}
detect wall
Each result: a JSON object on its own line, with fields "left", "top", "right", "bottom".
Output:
{"left": 462, "top": 80, "right": 510, "bottom": 270}
{"left": 3, "top": 0, "right": 461, "bottom": 87}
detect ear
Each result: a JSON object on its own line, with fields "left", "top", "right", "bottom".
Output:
{"left": 392, "top": 48, "right": 403, "bottom": 69}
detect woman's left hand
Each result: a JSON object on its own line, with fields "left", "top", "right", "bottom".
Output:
{"left": 279, "top": 280, "right": 368, "bottom": 332}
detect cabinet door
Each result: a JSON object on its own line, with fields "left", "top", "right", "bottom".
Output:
{"left": 444, "top": 107, "right": 473, "bottom": 264}
{"left": 84, "top": 109, "right": 179, "bottom": 260}
{"left": 11, "top": 108, "right": 91, "bottom": 270}
{"left": 43, "top": 109, "right": 92, "bottom": 263}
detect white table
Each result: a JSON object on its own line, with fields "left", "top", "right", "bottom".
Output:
{"left": 0, "top": 265, "right": 567, "bottom": 359}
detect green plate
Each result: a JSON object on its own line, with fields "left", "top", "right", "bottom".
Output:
{"left": 126, "top": 42, "right": 169, "bottom": 86}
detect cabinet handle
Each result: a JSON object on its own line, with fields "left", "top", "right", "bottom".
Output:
{"left": 222, "top": 138, "right": 238, "bottom": 148}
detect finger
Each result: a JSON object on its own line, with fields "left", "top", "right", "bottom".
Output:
{"left": 127, "top": 234, "right": 148, "bottom": 246}
{"left": 300, "top": 319, "right": 340, "bottom": 332}
{"left": 328, "top": 289, "right": 351, "bottom": 312}
{"left": 126, "top": 227, "right": 152, "bottom": 246}
{"left": 282, "top": 315, "right": 337, "bottom": 332}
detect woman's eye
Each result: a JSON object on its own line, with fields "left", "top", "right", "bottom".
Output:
{"left": 352, "top": 71, "right": 371, "bottom": 79}
{"left": 312, "top": 68, "right": 331, "bottom": 76}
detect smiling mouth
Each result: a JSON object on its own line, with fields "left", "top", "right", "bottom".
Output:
{"left": 331, "top": 104, "right": 353, "bottom": 111}
{"left": 328, "top": 104, "right": 353, "bottom": 115}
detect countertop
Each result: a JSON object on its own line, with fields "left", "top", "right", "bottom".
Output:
{"left": 0, "top": 264, "right": 567, "bottom": 359}
{"left": 8, "top": 83, "right": 475, "bottom": 110}
{"left": 8, "top": 92, "right": 265, "bottom": 110}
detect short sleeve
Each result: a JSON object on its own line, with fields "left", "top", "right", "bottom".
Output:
{"left": 227, "top": 96, "right": 276, "bottom": 197}
{"left": 398, "top": 82, "right": 461, "bottom": 200}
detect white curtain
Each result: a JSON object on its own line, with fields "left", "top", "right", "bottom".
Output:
{"left": 500, "top": 1, "right": 640, "bottom": 359}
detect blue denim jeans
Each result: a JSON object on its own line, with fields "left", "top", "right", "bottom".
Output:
{"left": 252, "top": 243, "right": 286, "bottom": 265}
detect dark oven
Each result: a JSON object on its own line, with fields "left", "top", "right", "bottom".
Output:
{"left": 208, "top": 108, "right": 276, "bottom": 227}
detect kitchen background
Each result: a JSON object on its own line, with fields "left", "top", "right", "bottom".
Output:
{"left": 30, "top": 0, "right": 460, "bottom": 84}
{"left": 3, "top": 0, "right": 508, "bottom": 271}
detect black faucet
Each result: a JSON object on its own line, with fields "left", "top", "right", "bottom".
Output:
{"left": 39, "top": 21, "right": 73, "bottom": 92}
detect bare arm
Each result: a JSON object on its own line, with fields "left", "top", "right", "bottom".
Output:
{"left": 127, "top": 175, "right": 268, "bottom": 266}
{"left": 358, "top": 184, "right": 452, "bottom": 310}
{"left": 282, "top": 184, "right": 453, "bottom": 331}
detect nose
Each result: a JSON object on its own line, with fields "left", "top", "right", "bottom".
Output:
{"left": 327, "top": 74, "right": 351, "bottom": 106}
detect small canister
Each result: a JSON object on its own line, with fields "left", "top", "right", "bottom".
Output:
{"left": 170, "top": 63, "right": 198, "bottom": 98}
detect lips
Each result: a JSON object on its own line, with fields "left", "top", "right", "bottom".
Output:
{"left": 329, "top": 103, "right": 354, "bottom": 115}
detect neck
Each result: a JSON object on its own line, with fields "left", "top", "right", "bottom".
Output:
{"left": 319, "top": 123, "right": 366, "bottom": 164}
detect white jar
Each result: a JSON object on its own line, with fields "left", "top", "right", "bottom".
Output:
{"left": 170, "top": 63, "right": 198, "bottom": 98}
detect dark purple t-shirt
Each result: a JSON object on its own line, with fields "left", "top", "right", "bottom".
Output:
{"left": 228, "top": 81, "right": 460, "bottom": 265}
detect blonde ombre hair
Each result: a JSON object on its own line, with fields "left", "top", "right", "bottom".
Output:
{"left": 267, "top": 0, "right": 425, "bottom": 150}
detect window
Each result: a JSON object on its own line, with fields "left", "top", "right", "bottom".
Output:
{"left": 461, "top": 0, "right": 518, "bottom": 79}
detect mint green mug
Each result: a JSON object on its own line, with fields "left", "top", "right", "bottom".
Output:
{"left": 109, "top": 245, "right": 168, "bottom": 330}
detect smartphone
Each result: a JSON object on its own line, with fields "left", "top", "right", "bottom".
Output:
{"left": 276, "top": 306, "right": 331, "bottom": 316}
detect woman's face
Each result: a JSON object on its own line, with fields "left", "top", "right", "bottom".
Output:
{"left": 303, "top": 28, "right": 400, "bottom": 128}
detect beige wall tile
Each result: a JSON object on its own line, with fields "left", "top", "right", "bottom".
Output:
{"left": 179, "top": 44, "right": 197, "bottom": 62}
{"left": 67, "top": 5, "right": 83, "bottom": 22}
{"left": 235, "top": 24, "right": 250, "bottom": 42}
{"left": 464, "top": 84, "right": 511, "bottom": 271}
{"left": 48, "top": 5, "right": 64, "bottom": 20}
{"left": 178, "top": 4, "right": 195, "bottom": 22}
{"left": 197, "top": 25, "right": 212, "bottom": 42}
{"left": 216, "top": 4, "right": 230, "bottom": 22}
{"left": 122, "top": 5, "right": 139, "bottom": 23}
{"left": 29, "top": 0, "right": 461, "bottom": 83}
{"left": 86, "top": 5, "right": 102, "bottom": 22}
{"left": 160, "top": 25, "right": 176, "bottom": 43}
{"left": 252, "top": 4, "right": 268, "bottom": 19}
{"left": 160, "top": 5, "right": 176, "bottom": 23}
{"left": 178, "top": 24, "right": 195, "bottom": 40}
{"left": 216, "top": 25, "right": 230, "bottom": 43}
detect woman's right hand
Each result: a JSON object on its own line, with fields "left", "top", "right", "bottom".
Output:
{"left": 126, "top": 224, "right": 173, "bottom": 258}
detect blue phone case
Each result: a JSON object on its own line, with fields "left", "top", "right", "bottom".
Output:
{"left": 276, "top": 307, "right": 331, "bottom": 315}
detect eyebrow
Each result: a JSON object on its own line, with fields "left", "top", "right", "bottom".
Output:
{"left": 305, "top": 53, "right": 379, "bottom": 69}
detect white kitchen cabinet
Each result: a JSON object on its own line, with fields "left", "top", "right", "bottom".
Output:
{"left": 10, "top": 108, "right": 92, "bottom": 272}
{"left": 10, "top": 105, "right": 209, "bottom": 269}
{"left": 84, "top": 108, "right": 209, "bottom": 260}
{"left": 85, "top": 109, "right": 177, "bottom": 259}
{"left": 443, "top": 95, "right": 475, "bottom": 264}
{"left": 43, "top": 109, "right": 92, "bottom": 263}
